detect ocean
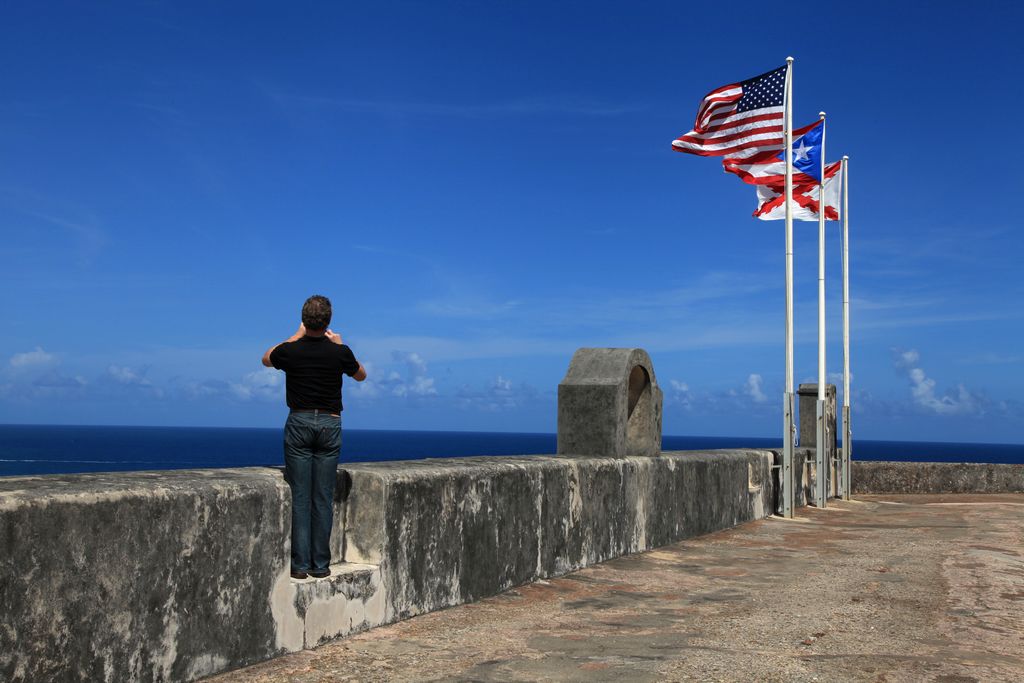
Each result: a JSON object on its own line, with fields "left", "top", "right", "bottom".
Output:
{"left": 0, "top": 424, "right": 1022, "bottom": 477}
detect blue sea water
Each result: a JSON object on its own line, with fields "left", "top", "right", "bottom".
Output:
{"left": 0, "top": 424, "right": 1021, "bottom": 477}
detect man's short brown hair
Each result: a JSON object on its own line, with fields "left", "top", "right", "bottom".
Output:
{"left": 301, "top": 295, "right": 332, "bottom": 331}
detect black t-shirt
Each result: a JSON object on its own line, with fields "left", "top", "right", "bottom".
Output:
{"left": 269, "top": 336, "right": 361, "bottom": 413}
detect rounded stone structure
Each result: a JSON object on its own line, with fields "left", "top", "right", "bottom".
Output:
{"left": 556, "top": 348, "right": 664, "bottom": 458}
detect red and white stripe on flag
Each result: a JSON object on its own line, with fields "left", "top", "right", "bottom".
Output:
{"left": 754, "top": 161, "right": 842, "bottom": 221}
{"left": 671, "top": 64, "right": 787, "bottom": 159}
{"left": 721, "top": 120, "right": 821, "bottom": 185}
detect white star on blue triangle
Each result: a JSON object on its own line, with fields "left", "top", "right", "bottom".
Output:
{"left": 775, "top": 123, "right": 823, "bottom": 181}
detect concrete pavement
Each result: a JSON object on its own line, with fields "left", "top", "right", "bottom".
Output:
{"left": 208, "top": 494, "right": 1024, "bottom": 682}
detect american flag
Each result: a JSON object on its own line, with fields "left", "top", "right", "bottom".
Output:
{"left": 671, "top": 65, "right": 787, "bottom": 158}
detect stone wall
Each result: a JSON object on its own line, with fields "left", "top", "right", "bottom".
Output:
{"left": 0, "top": 449, "right": 779, "bottom": 683}
{"left": 851, "top": 461, "right": 1024, "bottom": 494}
{"left": 7, "top": 447, "right": 1015, "bottom": 681}
{"left": 345, "top": 451, "right": 775, "bottom": 623}
{"left": 0, "top": 469, "right": 295, "bottom": 682}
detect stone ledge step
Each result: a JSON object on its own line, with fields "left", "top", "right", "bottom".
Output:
{"left": 290, "top": 561, "right": 377, "bottom": 584}
{"left": 290, "top": 562, "right": 379, "bottom": 604}
{"left": 288, "top": 562, "right": 386, "bottom": 648}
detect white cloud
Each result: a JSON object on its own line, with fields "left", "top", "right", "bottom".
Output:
{"left": 668, "top": 379, "right": 693, "bottom": 409}
{"left": 229, "top": 367, "right": 283, "bottom": 401}
{"left": 350, "top": 361, "right": 382, "bottom": 398}
{"left": 664, "top": 375, "right": 777, "bottom": 416}
{"left": 745, "top": 374, "right": 767, "bottom": 403}
{"left": 455, "top": 375, "right": 538, "bottom": 412}
{"left": 10, "top": 347, "right": 56, "bottom": 368}
{"left": 827, "top": 371, "right": 848, "bottom": 385}
{"left": 107, "top": 365, "right": 150, "bottom": 385}
{"left": 392, "top": 374, "right": 437, "bottom": 398}
{"left": 392, "top": 352, "right": 437, "bottom": 397}
{"left": 895, "top": 349, "right": 919, "bottom": 368}
{"left": 0, "top": 372, "right": 87, "bottom": 400}
{"left": 398, "top": 351, "right": 430, "bottom": 379}
{"left": 353, "top": 352, "right": 438, "bottom": 400}
{"left": 892, "top": 348, "right": 981, "bottom": 416}
{"left": 828, "top": 371, "right": 855, "bottom": 403}
{"left": 104, "top": 365, "right": 164, "bottom": 398}
{"left": 182, "top": 379, "right": 229, "bottom": 400}
{"left": 0, "top": 347, "right": 87, "bottom": 400}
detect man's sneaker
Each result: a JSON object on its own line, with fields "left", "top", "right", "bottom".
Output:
{"left": 290, "top": 570, "right": 309, "bottom": 579}
{"left": 309, "top": 568, "right": 331, "bottom": 579}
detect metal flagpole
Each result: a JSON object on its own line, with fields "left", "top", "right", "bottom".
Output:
{"left": 782, "top": 56, "right": 795, "bottom": 518}
{"left": 841, "top": 155, "right": 851, "bottom": 500}
{"left": 815, "top": 111, "right": 827, "bottom": 509}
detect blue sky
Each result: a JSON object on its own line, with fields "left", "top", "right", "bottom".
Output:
{"left": 2, "top": 2, "right": 1022, "bottom": 443}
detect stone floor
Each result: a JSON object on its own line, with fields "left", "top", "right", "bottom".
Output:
{"left": 207, "top": 494, "right": 1024, "bottom": 683}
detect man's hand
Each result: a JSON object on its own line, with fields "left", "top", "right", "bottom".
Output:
{"left": 288, "top": 323, "right": 307, "bottom": 342}
{"left": 325, "top": 329, "right": 343, "bottom": 345}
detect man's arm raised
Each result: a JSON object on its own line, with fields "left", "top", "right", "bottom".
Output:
{"left": 325, "top": 329, "right": 367, "bottom": 382}
{"left": 262, "top": 323, "right": 306, "bottom": 367}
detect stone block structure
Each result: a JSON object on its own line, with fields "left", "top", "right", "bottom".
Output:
{"left": 797, "top": 383, "right": 836, "bottom": 449}
{"left": 798, "top": 383, "right": 838, "bottom": 497}
{"left": 556, "top": 348, "right": 664, "bottom": 458}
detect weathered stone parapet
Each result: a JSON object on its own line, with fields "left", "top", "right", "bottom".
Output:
{"left": 9, "top": 454, "right": 1018, "bottom": 682}
{"left": 341, "top": 450, "right": 775, "bottom": 623}
{"left": 0, "top": 449, "right": 781, "bottom": 682}
{"left": 557, "top": 348, "right": 664, "bottom": 457}
{"left": 0, "top": 468, "right": 381, "bottom": 683}
{"left": 0, "top": 469, "right": 294, "bottom": 682}
{"left": 851, "top": 461, "right": 1024, "bottom": 494}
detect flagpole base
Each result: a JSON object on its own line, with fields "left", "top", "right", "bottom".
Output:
{"left": 815, "top": 400, "right": 827, "bottom": 508}
{"left": 782, "top": 392, "right": 795, "bottom": 518}
{"left": 843, "top": 405, "right": 852, "bottom": 500}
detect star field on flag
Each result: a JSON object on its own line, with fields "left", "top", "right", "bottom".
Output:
{"left": 671, "top": 65, "right": 787, "bottom": 158}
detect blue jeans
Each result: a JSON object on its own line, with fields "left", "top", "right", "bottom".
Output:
{"left": 284, "top": 411, "right": 341, "bottom": 573}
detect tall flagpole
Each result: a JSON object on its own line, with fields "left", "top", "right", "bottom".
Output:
{"left": 841, "top": 155, "right": 851, "bottom": 500}
{"left": 782, "top": 56, "right": 795, "bottom": 518}
{"left": 815, "top": 111, "right": 828, "bottom": 508}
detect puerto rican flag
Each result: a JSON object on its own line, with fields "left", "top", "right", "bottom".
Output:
{"left": 671, "top": 65, "right": 787, "bottom": 158}
{"left": 722, "top": 119, "right": 824, "bottom": 186}
{"left": 754, "top": 160, "right": 842, "bottom": 221}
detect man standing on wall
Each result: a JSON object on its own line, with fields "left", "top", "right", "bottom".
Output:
{"left": 262, "top": 295, "right": 367, "bottom": 579}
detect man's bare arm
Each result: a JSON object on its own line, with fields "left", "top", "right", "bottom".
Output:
{"left": 352, "top": 363, "right": 367, "bottom": 382}
{"left": 261, "top": 323, "right": 306, "bottom": 367}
